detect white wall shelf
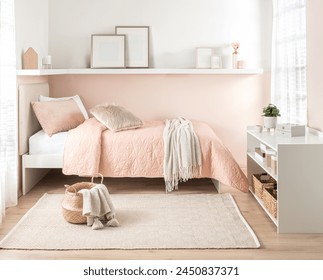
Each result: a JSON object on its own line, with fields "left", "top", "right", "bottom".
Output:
{"left": 16, "top": 68, "right": 264, "bottom": 76}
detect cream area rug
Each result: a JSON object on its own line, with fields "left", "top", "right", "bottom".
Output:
{"left": 0, "top": 193, "right": 260, "bottom": 250}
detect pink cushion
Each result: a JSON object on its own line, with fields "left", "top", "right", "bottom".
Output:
{"left": 31, "top": 99, "right": 85, "bottom": 136}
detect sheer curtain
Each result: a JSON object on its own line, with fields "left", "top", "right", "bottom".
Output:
{"left": 271, "top": 0, "right": 307, "bottom": 124}
{"left": 0, "top": 0, "right": 17, "bottom": 224}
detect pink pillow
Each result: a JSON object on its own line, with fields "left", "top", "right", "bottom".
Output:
{"left": 31, "top": 99, "right": 85, "bottom": 136}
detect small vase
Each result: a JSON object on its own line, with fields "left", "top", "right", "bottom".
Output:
{"left": 263, "top": 117, "right": 277, "bottom": 129}
{"left": 232, "top": 52, "right": 238, "bottom": 69}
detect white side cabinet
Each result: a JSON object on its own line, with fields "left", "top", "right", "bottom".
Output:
{"left": 247, "top": 127, "right": 323, "bottom": 233}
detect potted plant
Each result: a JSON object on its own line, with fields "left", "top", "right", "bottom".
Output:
{"left": 262, "top": 104, "right": 280, "bottom": 129}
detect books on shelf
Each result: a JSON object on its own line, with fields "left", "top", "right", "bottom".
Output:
{"left": 255, "top": 147, "right": 266, "bottom": 163}
{"left": 265, "top": 149, "right": 276, "bottom": 167}
{"left": 255, "top": 147, "right": 277, "bottom": 169}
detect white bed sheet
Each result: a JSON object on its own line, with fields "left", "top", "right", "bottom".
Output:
{"left": 29, "top": 130, "right": 68, "bottom": 155}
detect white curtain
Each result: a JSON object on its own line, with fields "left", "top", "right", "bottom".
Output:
{"left": 271, "top": 0, "right": 307, "bottom": 124}
{"left": 0, "top": 0, "right": 17, "bottom": 224}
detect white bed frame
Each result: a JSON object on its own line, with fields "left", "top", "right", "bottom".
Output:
{"left": 19, "top": 83, "right": 63, "bottom": 194}
{"left": 19, "top": 83, "right": 221, "bottom": 195}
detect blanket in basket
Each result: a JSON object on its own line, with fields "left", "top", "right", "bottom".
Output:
{"left": 79, "top": 184, "right": 119, "bottom": 230}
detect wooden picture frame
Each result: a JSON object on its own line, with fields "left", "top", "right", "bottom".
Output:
{"left": 91, "top": 34, "right": 126, "bottom": 68}
{"left": 115, "top": 26, "right": 149, "bottom": 68}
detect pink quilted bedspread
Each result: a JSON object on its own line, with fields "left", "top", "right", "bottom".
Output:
{"left": 63, "top": 118, "right": 248, "bottom": 192}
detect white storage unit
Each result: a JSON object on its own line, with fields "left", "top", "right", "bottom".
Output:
{"left": 247, "top": 127, "right": 323, "bottom": 233}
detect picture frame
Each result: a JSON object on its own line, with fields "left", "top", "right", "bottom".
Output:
{"left": 115, "top": 26, "right": 149, "bottom": 68}
{"left": 211, "top": 55, "right": 222, "bottom": 69}
{"left": 196, "top": 47, "right": 214, "bottom": 69}
{"left": 91, "top": 34, "right": 126, "bottom": 68}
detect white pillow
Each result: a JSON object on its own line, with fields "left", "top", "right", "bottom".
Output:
{"left": 39, "top": 95, "right": 89, "bottom": 119}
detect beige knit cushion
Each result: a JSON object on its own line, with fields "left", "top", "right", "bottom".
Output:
{"left": 90, "top": 104, "right": 143, "bottom": 132}
{"left": 31, "top": 99, "right": 85, "bottom": 136}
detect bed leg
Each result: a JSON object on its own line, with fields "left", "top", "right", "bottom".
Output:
{"left": 211, "top": 179, "right": 221, "bottom": 193}
{"left": 22, "top": 168, "right": 50, "bottom": 195}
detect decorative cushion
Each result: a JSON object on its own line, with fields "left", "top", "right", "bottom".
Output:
{"left": 39, "top": 95, "right": 89, "bottom": 119}
{"left": 90, "top": 104, "right": 143, "bottom": 132}
{"left": 31, "top": 99, "right": 85, "bottom": 136}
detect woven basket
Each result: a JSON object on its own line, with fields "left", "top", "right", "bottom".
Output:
{"left": 61, "top": 174, "right": 104, "bottom": 224}
{"left": 263, "top": 187, "right": 277, "bottom": 219}
{"left": 252, "top": 173, "right": 276, "bottom": 199}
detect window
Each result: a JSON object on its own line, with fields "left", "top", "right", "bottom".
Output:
{"left": 271, "top": 0, "right": 307, "bottom": 124}
{"left": 0, "top": 0, "right": 17, "bottom": 224}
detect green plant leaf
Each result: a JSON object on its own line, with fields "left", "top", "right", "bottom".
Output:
{"left": 262, "top": 104, "right": 280, "bottom": 117}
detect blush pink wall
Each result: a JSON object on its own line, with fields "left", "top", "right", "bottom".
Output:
{"left": 48, "top": 73, "right": 271, "bottom": 166}
{"left": 17, "top": 76, "right": 48, "bottom": 85}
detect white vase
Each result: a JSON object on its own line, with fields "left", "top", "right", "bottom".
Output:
{"left": 221, "top": 55, "right": 232, "bottom": 69}
{"left": 232, "top": 52, "right": 238, "bottom": 69}
{"left": 263, "top": 117, "right": 277, "bottom": 129}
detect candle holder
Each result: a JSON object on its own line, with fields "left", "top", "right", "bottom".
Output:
{"left": 42, "top": 55, "right": 52, "bottom": 69}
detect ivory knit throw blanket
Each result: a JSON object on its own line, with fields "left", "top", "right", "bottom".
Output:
{"left": 78, "top": 184, "right": 119, "bottom": 230}
{"left": 163, "top": 118, "right": 202, "bottom": 192}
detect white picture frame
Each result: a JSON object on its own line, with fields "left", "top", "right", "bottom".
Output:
{"left": 196, "top": 47, "right": 214, "bottom": 69}
{"left": 115, "top": 26, "right": 149, "bottom": 68}
{"left": 91, "top": 34, "right": 126, "bottom": 68}
{"left": 211, "top": 55, "right": 222, "bottom": 69}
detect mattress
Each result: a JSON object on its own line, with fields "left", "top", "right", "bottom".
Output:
{"left": 29, "top": 130, "right": 68, "bottom": 155}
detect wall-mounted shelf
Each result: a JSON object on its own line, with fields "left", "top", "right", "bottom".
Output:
{"left": 16, "top": 68, "right": 264, "bottom": 76}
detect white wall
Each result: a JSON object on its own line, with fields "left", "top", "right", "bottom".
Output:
{"left": 48, "top": 0, "right": 272, "bottom": 69}
{"left": 14, "top": 0, "right": 272, "bottom": 69}
{"left": 15, "top": 0, "right": 48, "bottom": 69}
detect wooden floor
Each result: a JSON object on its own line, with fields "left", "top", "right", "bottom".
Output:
{"left": 1, "top": 170, "right": 323, "bottom": 260}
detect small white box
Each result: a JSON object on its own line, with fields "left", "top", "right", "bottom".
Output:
{"left": 276, "top": 123, "right": 305, "bottom": 137}
{"left": 255, "top": 152, "right": 265, "bottom": 163}
{"left": 260, "top": 143, "right": 267, "bottom": 153}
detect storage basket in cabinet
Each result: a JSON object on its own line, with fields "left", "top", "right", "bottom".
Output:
{"left": 263, "top": 187, "right": 277, "bottom": 219}
{"left": 252, "top": 173, "right": 276, "bottom": 199}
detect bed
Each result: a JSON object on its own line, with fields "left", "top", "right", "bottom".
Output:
{"left": 19, "top": 83, "right": 248, "bottom": 195}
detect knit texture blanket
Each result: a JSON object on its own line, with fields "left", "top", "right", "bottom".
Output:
{"left": 78, "top": 184, "right": 119, "bottom": 230}
{"left": 163, "top": 118, "right": 202, "bottom": 192}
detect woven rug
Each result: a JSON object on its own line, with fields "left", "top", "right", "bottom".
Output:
{"left": 0, "top": 193, "right": 260, "bottom": 250}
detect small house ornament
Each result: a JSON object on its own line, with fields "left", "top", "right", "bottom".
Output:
{"left": 23, "top": 47, "right": 38, "bottom": 69}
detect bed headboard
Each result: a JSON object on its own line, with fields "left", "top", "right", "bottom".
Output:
{"left": 18, "top": 83, "right": 49, "bottom": 155}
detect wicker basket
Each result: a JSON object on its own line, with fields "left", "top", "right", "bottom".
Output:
{"left": 263, "top": 186, "right": 277, "bottom": 219}
{"left": 61, "top": 174, "right": 103, "bottom": 224}
{"left": 252, "top": 173, "right": 276, "bottom": 199}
